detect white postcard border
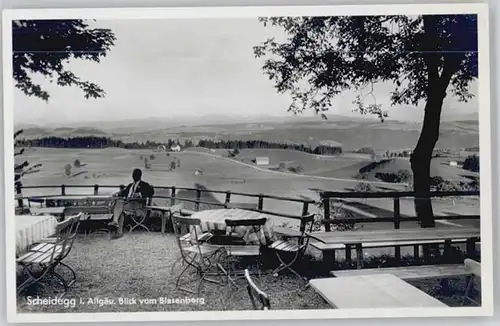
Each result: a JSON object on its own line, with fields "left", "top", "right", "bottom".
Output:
{"left": 2, "top": 3, "right": 493, "bottom": 323}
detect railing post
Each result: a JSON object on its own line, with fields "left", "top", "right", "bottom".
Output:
{"left": 93, "top": 184, "right": 99, "bottom": 195}
{"left": 301, "top": 202, "right": 309, "bottom": 217}
{"left": 16, "top": 183, "right": 23, "bottom": 208}
{"left": 61, "top": 184, "right": 66, "bottom": 196}
{"left": 257, "top": 194, "right": 264, "bottom": 211}
{"left": 195, "top": 189, "right": 201, "bottom": 211}
{"left": 224, "top": 191, "right": 231, "bottom": 208}
{"left": 393, "top": 197, "right": 400, "bottom": 229}
{"left": 323, "top": 197, "right": 331, "bottom": 232}
{"left": 170, "top": 186, "right": 176, "bottom": 206}
{"left": 393, "top": 197, "right": 401, "bottom": 260}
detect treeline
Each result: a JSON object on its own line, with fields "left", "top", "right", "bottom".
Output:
{"left": 15, "top": 137, "right": 185, "bottom": 149}
{"left": 198, "top": 139, "right": 342, "bottom": 155}
{"left": 16, "top": 136, "right": 343, "bottom": 155}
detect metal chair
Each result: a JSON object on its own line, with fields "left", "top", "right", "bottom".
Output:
{"left": 171, "top": 214, "right": 226, "bottom": 294}
{"left": 17, "top": 213, "right": 84, "bottom": 298}
{"left": 244, "top": 269, "right": 270, "bottom": 310}
{"left": 169, "top": 207, "right": 213, "bottom": 274}
{"left": 463, "top": 258, "right": 481, "bottom": 306}
{"left": 269, "top": 214, "right": 315, "bottom": 284}
{"left": 217, "top": 217, "right": 268, "bottom": 288}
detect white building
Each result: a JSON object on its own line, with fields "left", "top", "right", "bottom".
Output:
{"left": 171, "top": 145, "right": 181, "bottom": 152}
{"left": 254, "top": 157, "right": 270, "bottom": 166}
{"left": 449, "top": 160, "right": 458, "bottom": 167}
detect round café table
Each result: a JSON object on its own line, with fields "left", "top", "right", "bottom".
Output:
{"left": 186, "top": 208, "right": 276, "bottom": 245}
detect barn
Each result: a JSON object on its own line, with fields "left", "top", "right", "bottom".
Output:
{"left": 253, "top": 157, "right": 270, "bottom": 166}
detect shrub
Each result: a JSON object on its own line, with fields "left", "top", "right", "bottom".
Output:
{"left": 463, "top": 154, "right": 479, "bottom": 172}
{"left": 64, "top": 164, "right": 72, "bottom": 176}
{"left": 314, "top": 200, "right": 359, "bottom": 232}
{"left": 150, "top": 154, "right": 155, "bottom": 160}
{"left": 375, "top": 169, "right": 412, "bottom": 183}
{"left": 73, "top": 159, "right": 81, "bottom": 167}
{"left": 354, "top": 182, "right": 376, "bottom": 192}
{"left": 228, "top": 148, "right": 240, "bottom": 157}
{"left": 356, "top": 147, "right": 375, "bottom": 155}
{"left": 288, "top": 165, "right": 304, "bottom": 173}
{"left": 355, "top": 172, "right": 369, "bottom": 180}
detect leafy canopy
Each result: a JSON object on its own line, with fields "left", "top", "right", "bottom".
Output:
{"left": 12, "top": 20, "right": 116, "bottom": 101}
{"left": 253, "top": 15, "right": 478, "bottom": 121}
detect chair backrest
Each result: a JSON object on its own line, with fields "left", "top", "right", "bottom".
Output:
{"left": 225, "top": 218, "right": 268, "bottom": 245}
{"left": 171, "top": 214, "right": 204, "bottom": 253}
{"left": 244, "top": 269, "right": 270, "bottom": 310}
{"left": 464, "top": 258, "right": 481, "bottom": 277}
{"left": 225, "top": 218, "right": 267, "bottom": 227}
{"left": 298, "top": 213, "right": 315, "bottom": 247}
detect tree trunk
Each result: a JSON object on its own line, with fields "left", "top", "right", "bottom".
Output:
{"left": 411, "top": 15, "right": 448, "bottom": 230}
{"left": 410, "top": 91, "right": 445, "bottom": 228}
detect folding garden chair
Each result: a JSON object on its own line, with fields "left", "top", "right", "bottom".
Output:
{"left": 463, "top": 258, "right": 481, "bottom": 306}
{"left": 244, "top": 269, "right": 270, "bottom": 310}
{"left": 269, "top": 214, "right": 315, "bottom": 284}
{"left": 169, "top": 208, "right": 214, "bottom": 274}
{"left": 17, "top": 212, "right": 84, "bottom": 298}
{"left": 216, "top": 217, "right": 268, "bottom": 288}
{"left": 171, "top": 214, "right": 226, "bottom": 294}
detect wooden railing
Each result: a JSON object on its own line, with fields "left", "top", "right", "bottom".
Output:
{"left": 320, "top": 190, "right": 480, "bottom": 232}
{"left": 17, "top": 184, "right": 314, "bottom": 221}
{"left": 17, "top": 184, "right": 480, "bottom": 231}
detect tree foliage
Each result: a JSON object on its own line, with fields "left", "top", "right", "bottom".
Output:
{"left": 254, "top": 15, "right": 477, "bottom": 119}
{"left": 14, "top": 130, "right": 42, "bottom": 189}
{"left": 12, "top": 20, "right": 116, "bottom": 101}
{"left": 255, "top": 14, "right": 478, "bottom": 227}
{"left": 463, "top": 154, "right": 480, "bottom": 172}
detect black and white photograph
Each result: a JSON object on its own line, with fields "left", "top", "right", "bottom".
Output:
{"left": 2, "top": 3, "right": 493, "bottom": 323}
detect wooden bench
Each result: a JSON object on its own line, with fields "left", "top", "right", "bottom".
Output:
{"left": 310, "top": 238, "right": 479, "bottom": 263}
{"left": 330, "top": 264, "right": 469, "bottom": 280}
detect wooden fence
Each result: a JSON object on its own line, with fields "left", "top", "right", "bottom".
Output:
{"left": 17, "top": 184, "right": 313, "bottom": 221}
{"left": 321, "top": 190, "right": 480, "bottom": 231}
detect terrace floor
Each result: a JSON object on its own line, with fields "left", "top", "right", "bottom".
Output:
{"left": 16, "top": 232, "right": 477, "bottom": 313}
{"left": 17, "top": 232, "right": 330, "bottom": 312}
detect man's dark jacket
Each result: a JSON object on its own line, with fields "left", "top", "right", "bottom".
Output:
{"left": 118, "top": 180, "right": 155, "bottom": 204}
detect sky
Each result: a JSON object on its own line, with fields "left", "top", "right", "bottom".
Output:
{"left": 13, "top": 18, "right": 478, "bottom": 127}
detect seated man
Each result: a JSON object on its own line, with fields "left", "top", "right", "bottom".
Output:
{"left": 109, "top": 168, "right": 155, "bottom": 238}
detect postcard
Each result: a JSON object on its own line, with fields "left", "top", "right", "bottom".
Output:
{"left": 2, "top": 3, "right": 493, "bottom": 323}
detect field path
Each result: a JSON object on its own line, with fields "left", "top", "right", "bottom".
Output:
{"left": 181, "top": 150, "right": 407, "bottom": 187}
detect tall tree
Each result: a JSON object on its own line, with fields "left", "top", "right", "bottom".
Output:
{"left": 12, "top": 19, "right": 116, "bottom": 101}
{"left": 254, "top": 15, "right": 478, "bottom": 227}
{"left": 12, "top": 20, "right": 115, "bottom": 206}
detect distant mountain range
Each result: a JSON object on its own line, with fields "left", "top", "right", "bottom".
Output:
{"left": 15, "top": 111, "right": 478, "bottom": 132}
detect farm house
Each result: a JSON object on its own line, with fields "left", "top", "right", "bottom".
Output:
{"left": 171, "top": 145, "right": 181, "bottom": 152}
{"left": 253, "top": 156, "right": 270, "bottom": 166}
